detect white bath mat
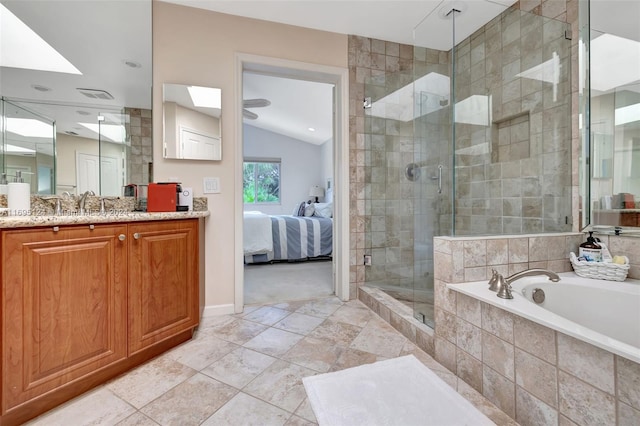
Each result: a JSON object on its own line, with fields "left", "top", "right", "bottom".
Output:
{"left": 303, "top": 355, "right": 495, "bottom": 426}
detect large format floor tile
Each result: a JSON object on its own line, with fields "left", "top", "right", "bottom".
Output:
{"left": 201, "top": 347, "right": 278, "bottom": 389}
{"left": 140, "top": 374, "right": 237, "bottom": 425}
{"left": 28, "top": 296, "right": 516, "bottom": 426}
{"left": 243, "top": 360, "right": 317, "bottom": 412}
{"left": 27, "top": 387, "right": 135, "bottom": 426}
{"left": 106, "top": 356, "right": 196, "bottom": 409}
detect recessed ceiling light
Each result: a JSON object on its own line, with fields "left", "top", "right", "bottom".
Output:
{"left": 123, "top": 60, "right": 141, "bottom": 68}
{"left": 31, "top": 84, "right": 52, "bottom": 92}
{"left": 0, "top": 4, "right": 81, "bottom": 74}
{"left": 308, "top": 127, "right": 316, "bottom": 132}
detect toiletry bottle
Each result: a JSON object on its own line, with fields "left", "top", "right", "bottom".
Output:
{"left": 579, "top": 231, "right": 602, "bottom": 262}
{"left": 0, "top": 173, "right": 7, "bottom": 196}
{"left": 8, "top": 171, "right": 31, "bottom": 216}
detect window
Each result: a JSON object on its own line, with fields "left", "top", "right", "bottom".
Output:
{"left": 243, "top": 159, "right": 281, "bottom": 203}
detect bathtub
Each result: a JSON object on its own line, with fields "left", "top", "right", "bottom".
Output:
{"left": 448, "top": 272, "right": 640, "bottom": 363}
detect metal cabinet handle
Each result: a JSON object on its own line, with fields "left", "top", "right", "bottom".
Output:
{"left": 118, "top": 234, "right": 126, "bottom": 241}
{"left": 437, "top": 165, "right": 443, "bottom": 194}
{"left": 133, "top": 233, "right": 140, "bottom": 240}
{"left": 53, "top": 226, "right": 59, "bottom": 232}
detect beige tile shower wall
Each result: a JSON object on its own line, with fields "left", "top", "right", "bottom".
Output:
{"left": 348, "top": 36, "right": 446, "bottom": 297}
{"left": 348, "top": 0, "right": 582, "bottom": 297}
{"left": 453, "top": 3, "right": 574, "bottom": 235}
{"left": 125, "top": 107, "right": 153, "bottom": 185}
{"left": 433, "top": 234, "right": 640, "bottom": 425}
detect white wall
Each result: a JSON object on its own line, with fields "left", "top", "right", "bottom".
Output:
{"left": 320, "top": 138, "right": 333, "bottom": 199}
{"left": 153, "top": 2, "right": 348, "bottom": 308}
{"left": 243, "top": 124, "right": 322, "bottom": 215}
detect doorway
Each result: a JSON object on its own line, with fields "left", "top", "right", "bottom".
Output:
{"left": 234, "top": 54, "right": 349, "bottom": 313}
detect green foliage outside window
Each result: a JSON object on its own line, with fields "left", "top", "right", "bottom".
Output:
{"left": 243, "top": 161, "right": 280, "bottom": 203}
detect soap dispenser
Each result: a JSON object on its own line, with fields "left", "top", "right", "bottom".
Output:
{"left": 579, "top": 231, "right": 602, "bottom": 262}
{"left": 8, "top": 171, "right": 31, "bottom": 216}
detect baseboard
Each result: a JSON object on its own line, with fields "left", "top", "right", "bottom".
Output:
{"left": 202, "top": 303, "right": 235, "bottom": 317}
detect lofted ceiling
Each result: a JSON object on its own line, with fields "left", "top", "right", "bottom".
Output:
{"left": 0, "top": 0, "right": 636, "bottom": 146}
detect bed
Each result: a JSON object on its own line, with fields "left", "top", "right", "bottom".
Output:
{"left": 244, "top": 212, "right": 333, "bottom": 264}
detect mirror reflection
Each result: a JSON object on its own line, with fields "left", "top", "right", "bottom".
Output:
{"left": 163, "top": 83, "right": 222, "bottom": 160}
{"left": 0, "top": 0, "right": 152, "bottom": 196}
{"left": 588, "top": 1, "right": 640, "bottom": 228}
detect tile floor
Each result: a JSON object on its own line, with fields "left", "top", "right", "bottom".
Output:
{"left": 27, "top": 297, "right": 516, "bottom": 426}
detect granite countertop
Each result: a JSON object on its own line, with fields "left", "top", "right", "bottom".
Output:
{"left": 0, "top": 210, "right": 210, "bottom": 229}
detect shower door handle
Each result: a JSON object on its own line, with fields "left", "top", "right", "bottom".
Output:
{"left": 437, "top": 165, "right": 442, "bottom": 194}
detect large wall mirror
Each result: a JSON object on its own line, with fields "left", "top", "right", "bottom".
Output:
{"left": 0, "top": 0, "right": 152, "bottom": 196}
{"left": 581, "top": 0, "right": 640, "bottom": 231}
{"left": 162, "top": 83, "right": 222, "bottom": 160}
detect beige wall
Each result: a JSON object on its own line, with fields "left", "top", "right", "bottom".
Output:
{"left": 152, "top": 1, "right": 347, "bottom": 308}
{"left": 56, "top": 133, "right": 123, "bottom": 195}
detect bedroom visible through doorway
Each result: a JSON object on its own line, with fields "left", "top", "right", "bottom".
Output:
{"left": 242, "top": 71, "right": 336, "bottom": 306}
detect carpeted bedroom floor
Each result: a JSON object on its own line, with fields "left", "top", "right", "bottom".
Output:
{"left": 244, "top": 260, "right": 333, "bottom": 305}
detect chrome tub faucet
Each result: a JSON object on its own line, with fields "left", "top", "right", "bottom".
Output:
{"left": 488, "top": 268, "right": 560, "bottom": 299}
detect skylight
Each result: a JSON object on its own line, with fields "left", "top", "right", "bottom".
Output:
{"left": 188, "top": 86, "right": 222, "bottom": 109}
{"left": 79, "top": 122, "right": 126, "bottom": 143}
{"left": 615, "top": 103, "right": 640, "bottom": 126}
{"left": 591, "top": 34, "right": 640, "bottom": 92}
{"left": 370, "top": 72, "right": 450, "bottom": 122}
{"left": 0, "top": 4, "right": 81, "bottom": 74}
{"left": 6, "top": 144, "right": 36, "bottom": 154}
{"left": 5, "top": 117, "right": 54, "bottom": 138}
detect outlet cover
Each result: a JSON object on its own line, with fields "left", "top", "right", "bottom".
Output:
{"left": 203, "top": 177, "right": 220, "bottom": 194}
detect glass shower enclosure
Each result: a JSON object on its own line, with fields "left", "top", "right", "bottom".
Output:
{"left": 364, "top": 4, "right": 573, "bottom": 327}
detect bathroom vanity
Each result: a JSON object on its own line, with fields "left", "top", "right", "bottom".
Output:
{"left": 0, "top": 212, "right": 207, "bottom": 425}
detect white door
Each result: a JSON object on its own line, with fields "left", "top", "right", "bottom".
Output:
{"left": 180, "top": 126, "right": 221, "bottom": 160}
{"left": 76, "top": 153, "right": 99, "bottom": 194}
{"left": 76, "top": 153, "right": 120, "bottom": 195}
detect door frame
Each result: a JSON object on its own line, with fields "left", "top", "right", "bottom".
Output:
{"left": 234, "top": 53, "right": 350, "bottom": 313}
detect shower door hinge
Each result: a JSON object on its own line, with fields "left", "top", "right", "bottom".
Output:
{"left": 363, "top": 97, "right": 372, "bottom": 109}
{"left": 564, "top": 30, "right": 572, "bottom": 40}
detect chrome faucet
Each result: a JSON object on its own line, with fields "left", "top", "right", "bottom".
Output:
{"left": 505, "top": 268, "right": 560, "bottom": 285}
{"left": 489, "top": 268, "right": 560, "bottom": 300}
{"left": 79, "top": 190, "right": 95, "bottom": 214}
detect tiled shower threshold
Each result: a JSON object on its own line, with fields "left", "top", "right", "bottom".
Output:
{"left": 357, "top": 285, "right": 517, "bottom": 425}
{"left": 358, "top": 285, "right": 435, "bottom": 356}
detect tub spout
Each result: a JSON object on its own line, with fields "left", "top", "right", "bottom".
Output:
{"left": 506, "top": 269, "right": 560, "bottom": 285}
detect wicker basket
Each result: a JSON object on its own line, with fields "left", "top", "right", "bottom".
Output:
{"left": 569, "top": 252, "right": 630, "bottom": 281}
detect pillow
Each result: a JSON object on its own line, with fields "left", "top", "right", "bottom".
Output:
{"left": 314, "top": 202, "right": 333, "bottom": 218}
{"left": 293, "top": 201, "right": 306, "bottom": 217}
{"left": 304, "top": 203, "right": 315, "bottom": 217}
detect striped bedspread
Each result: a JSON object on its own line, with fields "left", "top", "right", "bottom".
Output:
{"left": 244, "top": 215, "right": 333, "bottom": 264}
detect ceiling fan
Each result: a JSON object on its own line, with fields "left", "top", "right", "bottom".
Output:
{"left": 243, "top": 98, "right": 271, "bottom": 120}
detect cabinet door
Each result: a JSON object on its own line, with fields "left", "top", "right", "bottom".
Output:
{"left": 1, "top": 225, "right": 128, "bottom": 412}
{"left": 128, "top": 219, "right": 199, "bottom": 355}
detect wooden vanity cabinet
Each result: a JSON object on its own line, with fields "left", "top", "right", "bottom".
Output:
{"left": 1, "top": 219, "right": 200, "bottom": 425}
{"left": 1, "top": 224, "right": 128, "bottom": 417}
{"left": 128, "top": 220, "right": 199, "bottom": 355}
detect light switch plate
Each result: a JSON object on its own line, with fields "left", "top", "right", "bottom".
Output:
{"left": 203, "top": 177, "right": 220, "bottom": 194}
